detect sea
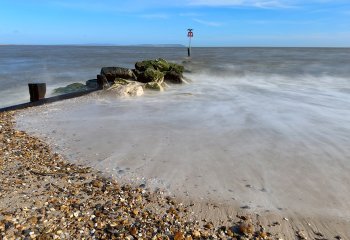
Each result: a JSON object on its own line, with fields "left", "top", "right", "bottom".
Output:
{"left": 4, "top": 46, "right": 350, "bottom": 219}
{"left": 1, "top": 46, "right": 350, "bottom": 108}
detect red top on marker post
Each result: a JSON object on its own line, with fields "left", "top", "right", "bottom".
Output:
{"left": 187, "top": 30, "right": 193, "bottom": 38}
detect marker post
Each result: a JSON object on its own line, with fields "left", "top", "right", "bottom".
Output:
{"left": 187, "top": 29, "right": 193, "bottom": 57}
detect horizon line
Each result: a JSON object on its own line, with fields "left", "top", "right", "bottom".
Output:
{"left": 1, "top": 44, "right": 350, "bottom": 48}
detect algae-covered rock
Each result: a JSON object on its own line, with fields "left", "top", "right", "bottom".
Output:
{"left": 99, "top": 58, "right": 185, "bottom": 97}
{"left": 134, "top": 59, "right": 185, "bottom": 84}
{"left": 169, "top": 63, "right": 184, "bottom": 74}
{"left": 53, "top": 83, "right": 88, "bottom": 94}
{"left": 101, "top": 67, "right": 136, "bottom": 82}
{"left": 135, "top": 68, "right": 164, "bottom": 83}
{"left": 152, "top": 58, "right": 170, "bottom": 72}
{"left": 144, "top": 68, "right": 164, "bottom": 83}
{"left": 145, "top": 82, "right": 163, "bottom": 91}
{"left": 135, "top": 60, "right": 154, "bottom": 72}
{"left": 135, "top": 58, "right": 170, "bottom": 72}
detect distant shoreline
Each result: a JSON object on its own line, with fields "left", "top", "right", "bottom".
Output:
{"left": 0, "top": 44, "right": 186, "bottom": 47}
{"left": 1, "top": 44, "right": 349, "bottom": 48}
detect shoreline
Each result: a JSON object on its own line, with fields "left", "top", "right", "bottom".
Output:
{"left": 1, "top": 110, "right": 349, "bottom": 239}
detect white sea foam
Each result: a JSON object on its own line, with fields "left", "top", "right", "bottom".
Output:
{"left": 15, "top": 68, "right": 350, "bottom": 219}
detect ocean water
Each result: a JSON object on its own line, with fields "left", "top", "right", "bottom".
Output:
{"left": 10, "top": 46, "right": 350, "bottom": 219}
{"left": 2, "top": 46, "right": 350, "bottom": 108}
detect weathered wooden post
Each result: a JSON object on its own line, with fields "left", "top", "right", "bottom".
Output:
{"left": 187, "top": 28, "right": 193, "bottom": 57}
{"left": 28, "top": 83, "right": 46, "bottom": 102}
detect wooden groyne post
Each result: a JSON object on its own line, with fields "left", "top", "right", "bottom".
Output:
{"left": 28, "top": 83, "right": 46, "bottom": 102}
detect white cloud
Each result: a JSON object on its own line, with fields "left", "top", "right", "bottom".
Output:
{"left": 193, "top": 18, "right": 223, "bottom": 26}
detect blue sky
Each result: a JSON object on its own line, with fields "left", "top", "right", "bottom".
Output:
{"left": 0, "top": 0, "right": 349, "bottom": 46}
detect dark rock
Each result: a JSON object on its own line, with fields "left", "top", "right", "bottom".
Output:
{"left": 241, "top": 205, "right": 251, "bottom": 209}
{"left": 86, "top": 79, "right": 98, "bottom": 89}
{"left": 164, "top": 71, "right": 183, "bottom": 84}
{"left": 4, "top": 221, "right": 13, "bottom": 230}
{"left": 95, "top": 204, "right": 103, "bottom": 211}
{"left": 22, "top": 229, "right": 32, "bottom": 236}
{"left": 97, "top": 74, "right": 109, "bottom": 89}
{"left": 133, "top": 69, "right": 146, "bottom": 83}
{"left": 101, "top": 67, "right": 136, "bottom": 82}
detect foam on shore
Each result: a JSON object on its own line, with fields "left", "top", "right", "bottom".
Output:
{"left": 15, "top": 71, "right": 350, "bottom": 223}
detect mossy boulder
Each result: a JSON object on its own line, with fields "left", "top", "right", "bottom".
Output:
{"left": 135, "top": 68, "right": 164, "bottom": 83}
{"left": 135, "top": 60, "right": 154, "bottom": 72}
{"left": 144, "top": 68, "right": 164, "bottom": 83}
{"left": 169, "top": 63, "right": 184, "bottom": 74}
{"left": 135, "top": 58, "right": 170, "bottom": 72}
{"left": 152, "top": 58, "right": 170, "bottom": 72}
{"left": 53, "top": 83, "right": 88, "bottom": 94}
{"left": 145, "top": 82, "right": 163, "bottom": 91}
